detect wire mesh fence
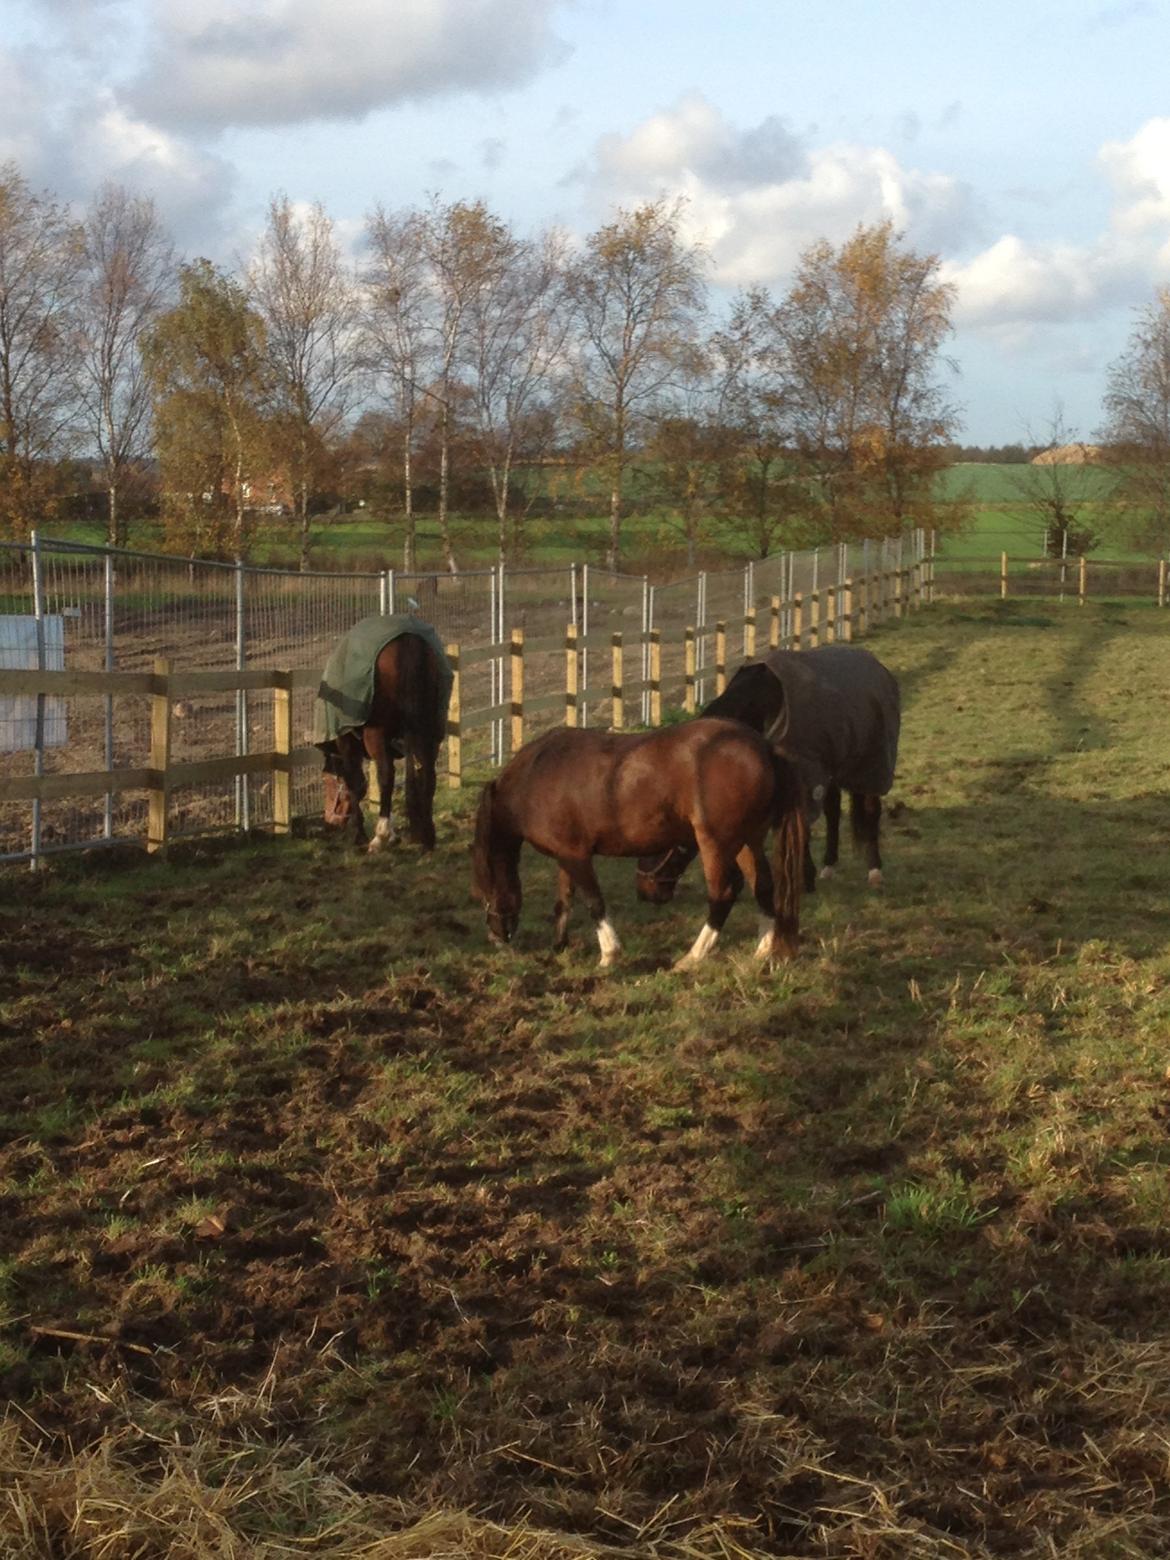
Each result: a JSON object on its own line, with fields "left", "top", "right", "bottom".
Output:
{"left": 3, "top": 527, "right": 946, "bottom": 865}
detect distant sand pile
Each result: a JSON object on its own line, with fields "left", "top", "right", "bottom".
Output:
{"left": 1031, "top": 443, "right": 1106, "bottom": 465}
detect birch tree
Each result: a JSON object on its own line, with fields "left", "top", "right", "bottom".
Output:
{"left": 569, "top": 200, "right": 707, "bottom": 571}
{"left": 250, "top": 196, "right": 357, "bottom": 569}
{"left": 77, "top": 184, "right": 174, "bottom": 547}
{"left": 1100, "top": 286, "right": 1170, "bottom": 552}
{"left": 0, "top": 164, "right": 84, "bottom": 535}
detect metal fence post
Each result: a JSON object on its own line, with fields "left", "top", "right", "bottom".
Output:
{"left": 235, "top": 558, "right": 249, "bottom": 831}
{"left": 489, "top": 567, "right": 498, "bottom": 763}
{"left": 103, "top": 550, "right": 115, "bottom": 840}
{"left": 581, "top": 563, "right": 589, "bottom": 729}
{"left": 30, "top": 529, "right": 45, "bottom": 869}
{"left": 641, "top": 576, "right": 650, "bottom": 725}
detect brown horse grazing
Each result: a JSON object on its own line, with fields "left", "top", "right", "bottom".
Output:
{"left": 472, "top": 719, "right": 808, "bottom": 970}
{"left": 319, "top": 632, "right": 449, "bottom": 852}
{"left": 637, "top": 645, "right": 900, "bottom": 900}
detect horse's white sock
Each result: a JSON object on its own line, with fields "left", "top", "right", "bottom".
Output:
{"left": 676, "top": 921, "right": 720, "bottom": 969}
{"left": 819, "top": 863, "right": 835, "bottom": 879}
{"left": 368, "top": 816, "right": 395, "bottom": 852}
{"left": 596, "top": 918, "right": 622, "bottom": 966}
{"left": 755, "top": 916, "right": 775, "bottom": 958}
{"left": 868, "top": 867, "right": 884, "bottom": 888}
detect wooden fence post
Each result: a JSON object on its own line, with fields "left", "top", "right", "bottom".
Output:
{"left": 649, "top": 628, "right": 661, "bottom": 726}
{"left": 1001, "top": 552, "right": 1008, "bottom": 599}
{"left": 1160, "top": 558, "right": 1167, "bottom": 608}
{"left": 147, "top": 656, "right": 171, "bottom": 854}
{"left": 714, "top": 621, "right": 727, "bottom": 694}
{"left": 857, "top": 573, "right": 868, "bottom": 636}
{"left": 825, "top": 585, "right": 836, "bottom": 643}
{"left": 611, "top": 631, "right": 624, "bottom": 730}
{"left": 792, "top": 592, "right": 803, "bottom": 651}
{"left": 769, "top": 595, "right": 781, "bottom": 648}
{"left": 843, "top": 578, "right": 854, "bottom": 642}
{"left": 273, "top": 671, "right": 292, "bottom": 835}
{"left": 809, "top": 590, "right": 820, "bottom": 649}
{"left": 744, "top": 604, "right": 756, "bottom": 658}
{"left": 894, "top": 570, "right": 904, "bottom": 619}
{"left": 510, "top": 627, "right": 525, "bottom": 752}
{"left": 446, "top": 643, "right": 462, "bottom": 788}
{"left": 684, "top": 627, "right": 696, "bottom": 712}
{"left": 565, "top": 622, "right": 579, "bottom": 727}
{"left": 913, "top": 560, "right": 922, "bottom": 609}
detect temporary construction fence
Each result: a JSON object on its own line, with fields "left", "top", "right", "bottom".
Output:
{"left": 0, "top": 530, "right": 926, "bottom": 866}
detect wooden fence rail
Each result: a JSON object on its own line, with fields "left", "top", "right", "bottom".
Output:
{"left": 3, "top": 563, "right": 927, "bottom": 840}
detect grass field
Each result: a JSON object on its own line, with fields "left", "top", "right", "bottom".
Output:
{"left": 43, "top": 461, "right": 1153, "bottom": 577}
{"left": 5, "top": 597, "right": 1170, "bottom": 1556}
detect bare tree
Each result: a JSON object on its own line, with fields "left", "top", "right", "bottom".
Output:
{"left": 569, "top": 199, "right": 707, "bottom": 571}
{"left": 361, "top": 205, "right": 429, "bottom": 568}
{"left": 1099, "top": 286, "right": 1170, "bottom": 552}
{"left": 1010, "top": 407, "right": 1104, "bottom": 559}
{"left": 250, "top": 196, "right": 357, "bottom": 569}
{"left": 0, "top": 163, "right": 85, "bottom": 535}
{"left": 463, "top": 224, "right": 571, "bottom": 561}
{"left": 77, "top": 184, "right": 174, "bottom": 547}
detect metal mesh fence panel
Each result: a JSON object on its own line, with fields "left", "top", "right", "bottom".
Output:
{"left": 579, "top": 569, "right": 646, "bottom": 728}
{"left": 395, "top": 568, "right": 497, "bottom": 769}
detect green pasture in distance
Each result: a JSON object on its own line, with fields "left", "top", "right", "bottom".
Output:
{"left": 28, "top": 462, "right": 1161, "bottom": 571}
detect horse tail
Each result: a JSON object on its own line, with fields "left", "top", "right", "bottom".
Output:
{"left": 769, "top": 751, "right": 808, "bottom": 958}
{"left": 400, "top": 636, "right": 442, "bottom": 849}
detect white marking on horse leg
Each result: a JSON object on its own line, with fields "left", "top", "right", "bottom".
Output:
{"left": 755, "top": 916, "right": 776, "bottom": 959}
{"left": 675, "top": 920, "right": 720, "bottom": 971}
{"left": 367, "top": 815, "right": 395, "bottom": 853}
{"left": 596, "top": 917, "right": 622, "bottom": 967}
{"left": 819, "top": 864, "right": 835, "bottom": 880}
{"left": 868, "top": 867, "right": 884, "bottom": 888}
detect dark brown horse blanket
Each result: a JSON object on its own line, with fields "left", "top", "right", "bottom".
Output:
{"left": 746, "top": 645, "right": 900, "bottom": 804}
{"left": 312, "top": 614, "right": 452, "bottom": 752}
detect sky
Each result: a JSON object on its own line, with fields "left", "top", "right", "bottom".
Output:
{"left": 4, "top": 0, "right": 1170, "bottom": 444}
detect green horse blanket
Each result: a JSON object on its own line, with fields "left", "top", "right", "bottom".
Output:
{"left": 312, "top": 614, "right": 453, "bottom": 752}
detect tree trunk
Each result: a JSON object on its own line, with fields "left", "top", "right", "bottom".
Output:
{"left": 403, "top": 423, "right": 415, "bottom": 571}
{"left": 437, "top": 398, "right": 457, "bottom": 573}
{"left": 107, "top": 480, "right": 118, "bottom": 549}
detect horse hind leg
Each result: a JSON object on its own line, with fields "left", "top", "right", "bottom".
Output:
{"left": 364, "top": 729, "right": 396, "bottom": 853}
{"left": 851, "top": 791, "right": 884, "bottom": 887}
{"left": 819, "top": 782, "right": 842, "bottom": 879}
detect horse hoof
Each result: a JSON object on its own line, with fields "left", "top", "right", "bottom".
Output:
{"left": 819, "top": 864, "right": 835, "bottom": 880}
{"left": 868, "top": 868, "right": 884, "bottom": 888}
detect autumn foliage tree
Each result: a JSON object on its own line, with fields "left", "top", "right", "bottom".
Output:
{"left": 143, "top": 260, "right": 270, "bottom": 557}
{"left": 768, "top": 222, "right": 959, "bottom": 539}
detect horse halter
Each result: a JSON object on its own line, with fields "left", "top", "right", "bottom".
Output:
{"left": 635, "top": 844, "right": 689, "bottom": 888}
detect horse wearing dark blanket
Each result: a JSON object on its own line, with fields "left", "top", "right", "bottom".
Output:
{"left": 636, "top": 644, "right": 900, "bottom": 901}
{"left": 314, "top": 615, "right": 452, "bottom": 852}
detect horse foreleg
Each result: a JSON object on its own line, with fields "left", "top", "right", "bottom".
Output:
{"left": 852, "top": 791, "right": 884, "bottom": 887}
{"left": 562, "top": 857, "right": 620, "bottom": 967}
{"left": 820, "top": 783, "right": 842, "bottom": 879}
{"left": 365, "top": 729, "right": 396, "bottom": 853}
{"left": 552, "top": 866, "right": 575, "bottom": 950}
{"left": 675, "top": 833, "right": 741, "bottom": 970}
{"left": 338, "top": 734, "right": 367, "bottom": 846}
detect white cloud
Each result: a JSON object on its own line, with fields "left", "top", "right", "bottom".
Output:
{"left": 585, "top": 94, "right": 979, "bottom": 286}
{"left": 945, "top": 118, "right": 1170, "bottom": 331}
{"left": 125, "top": 0, "right": 569, "bottom": 130}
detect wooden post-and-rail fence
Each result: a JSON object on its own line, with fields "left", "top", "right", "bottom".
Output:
{"left": 1, "top": 557, "right": 924, "bottom": 843}
{"left": 0, "top": 664, "right": 323, "bottom": 855}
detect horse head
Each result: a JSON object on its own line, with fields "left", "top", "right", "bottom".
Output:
{"left": 472, "top": 781, "right": 522, "bottom": 943}
{"left": 321, "top": 746, "right": 366, "bottom": 828}
{"left": 635, "top": 843, "right": 696, "bottom": 904}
